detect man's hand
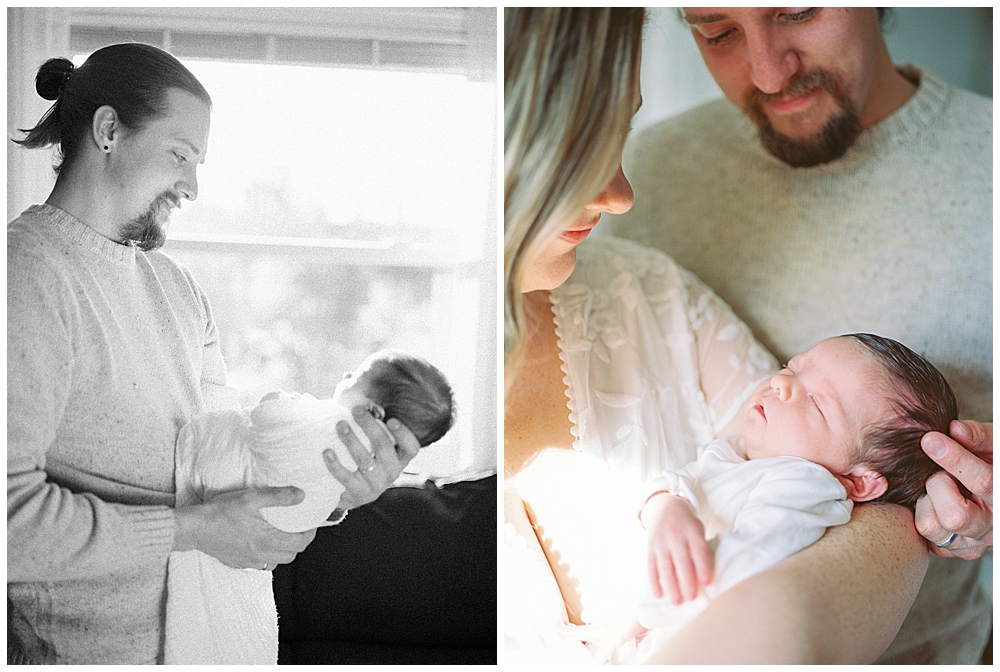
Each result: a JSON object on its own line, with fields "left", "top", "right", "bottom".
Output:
{"left": 173, "top": 486, "right": 317, "bottom": 570}
{"left": 323, "top": 405, "right": 420, "bottom": 511}
{"left": 641, "top": 492, "right": 714, "bottom": 604}
{"left": 916, "top": 420, "right": 993, "bottom": 560}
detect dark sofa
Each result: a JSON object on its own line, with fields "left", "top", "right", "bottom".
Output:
{"left": 273, "top": 475, "right": 497, "bottom": 664}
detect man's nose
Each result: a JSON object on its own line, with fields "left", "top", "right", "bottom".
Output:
{"left": 745, "top": 27, "right": 801, "bottom": 95}
{"left": 177, "top": 168, "right": 199, "bottom": 202}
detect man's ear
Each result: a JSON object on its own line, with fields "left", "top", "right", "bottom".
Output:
{"left": 92, "top": 105, "right": 119, "bottom": 153}
{"left": 837, "top": 465, "right": 888, "bottom": 503}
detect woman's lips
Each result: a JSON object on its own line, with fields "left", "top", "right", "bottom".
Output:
{"left": 560, "top": 228, "right": 592, "bottom": 244}
{"left": 560, "top": 218, "right": 600, "bottom": 244}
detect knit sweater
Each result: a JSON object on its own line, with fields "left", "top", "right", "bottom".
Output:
{"left": 610, "top": 65, "right": 991, "bottom": 422}
{"left": 608, "top": 65, "right": 991, "bottom": 664}
{"left": 7, "top": 203, "right": 230, "bottom": 663}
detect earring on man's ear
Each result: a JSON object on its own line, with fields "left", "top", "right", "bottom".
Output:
{"left": 103, "top": 145, "right": 111, "bottom": 153}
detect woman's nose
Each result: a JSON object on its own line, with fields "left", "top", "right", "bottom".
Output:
{"left": 589, "top": 165, "right": 634, "bottom": 215}
{"left": 770, "top": 373, "right": 792, "bottom": 401}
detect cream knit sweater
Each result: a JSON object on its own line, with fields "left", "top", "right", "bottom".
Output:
{"left": 609, "top": 65, "right": 991, "bottom": 664}
{"left": 7, "top": 204, "right": 230, "bottom": 663}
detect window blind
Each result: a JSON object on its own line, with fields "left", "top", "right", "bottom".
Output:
{"left": 68, "top": 7, "right": 474, "bottom": 73}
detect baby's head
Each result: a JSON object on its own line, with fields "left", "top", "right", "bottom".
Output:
{"left": 741, "top": 334, "right": 957, "bottom": 507}
{"left": 333, "top": 350, "right": 456, "bottom": 448}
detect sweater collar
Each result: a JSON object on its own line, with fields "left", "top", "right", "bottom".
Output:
{"left": 858, "top": 64, "right": 949, "bottom": 149}
{"left": 27, "top": 203, "right": 138, "bottom": 266}
{"left": 736, "top": 64, "right": 950, "bottom": 171}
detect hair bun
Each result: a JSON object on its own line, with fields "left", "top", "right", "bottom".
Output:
{"left": 35, "top": 57, "right": 75, "bottom": 101}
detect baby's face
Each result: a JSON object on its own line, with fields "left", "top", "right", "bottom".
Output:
{"left": 741, "top": 337, "right": 893, "bottom": 474}
{"left": 333, "top": 356, "right": 392, "bottom": 420}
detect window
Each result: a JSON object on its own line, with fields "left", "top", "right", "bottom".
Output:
{"left": 10, "top": 8, "right": 497, "bottom": 482}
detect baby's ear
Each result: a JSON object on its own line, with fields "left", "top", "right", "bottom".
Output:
{"left": 837, "top": 465, "right": 888, "bottom": 503}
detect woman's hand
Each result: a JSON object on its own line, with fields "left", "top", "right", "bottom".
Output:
{"left": 916, "top": 419, "right": 993, "bottom": 560}
{"left": 323, "top": 405, "right": 421, "bottom": 511}
{"left": 173, "top": 486, "right": 316, "bottom": 570}
{"left": 641, "top": 493, "right": 714, "bottom": 605}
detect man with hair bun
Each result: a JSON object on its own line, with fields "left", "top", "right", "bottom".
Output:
{"left": 7, "top": 42, "right": 421, "bottom": 663}
{"left": 609, "top": 7, "right": 991, "bottom": 664}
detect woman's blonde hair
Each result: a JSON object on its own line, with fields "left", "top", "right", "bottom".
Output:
{"left": 504, "top": 8, "right": 645, "bottom": 385}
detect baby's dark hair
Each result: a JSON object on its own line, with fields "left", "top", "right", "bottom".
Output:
{"left": 846, "top": 333, "right": 958, "bottom": 509}
{"left": 364, "top": 351, "right": 456, "bottom": 447}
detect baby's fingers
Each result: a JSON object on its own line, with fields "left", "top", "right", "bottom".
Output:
{"left": 659, "top": 555, "right": 682, "bottom": 605}
{"left": 691, "top": 537, "right": 714, "bottom": 589}
{"left": 673, "top": 545, "right": 704, "bottom": 602}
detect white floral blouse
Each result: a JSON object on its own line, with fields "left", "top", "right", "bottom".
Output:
{"left": 505, "top": 236, "right": 778, "bottom": 663}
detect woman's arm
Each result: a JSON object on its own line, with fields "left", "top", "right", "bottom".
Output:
{"left": 645, "top": 502, "right": 928, "bottom": 664}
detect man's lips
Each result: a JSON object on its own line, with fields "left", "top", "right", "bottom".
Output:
{"left": 764, "top": 87, "right": 821, "bottom": 114}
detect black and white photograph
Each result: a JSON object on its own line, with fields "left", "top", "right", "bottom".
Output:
{"left": 8, "top": 7, "right": 496, "bottom": 665}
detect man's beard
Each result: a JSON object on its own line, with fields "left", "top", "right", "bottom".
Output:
{"left": 120, "top": 193, "right": 176, "bottom": 251}
{"left": 745, "top": 68, "right": 862, "bottom": 168}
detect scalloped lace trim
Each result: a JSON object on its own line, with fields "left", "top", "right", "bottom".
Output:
{"left": 548, "top": 291, "right": 582, "bottom": 449}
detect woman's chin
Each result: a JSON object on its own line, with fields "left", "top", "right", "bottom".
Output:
{"left": 521, "top": 248, "right": 578, "bottom": 293}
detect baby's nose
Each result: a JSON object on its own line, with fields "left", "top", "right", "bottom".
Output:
{"left": 770, "top": 374, "right": 791, "bottom": 401}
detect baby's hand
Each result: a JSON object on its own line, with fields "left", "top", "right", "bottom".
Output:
{"left": 641, "top": 493, "right": 713, "bottom": 605}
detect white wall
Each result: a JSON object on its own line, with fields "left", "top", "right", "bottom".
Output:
{"left": 7, "top": 8, "right": 71, "bottom": 222}
{"left": 632, "top": 7, "right": 721, "bottom": 133}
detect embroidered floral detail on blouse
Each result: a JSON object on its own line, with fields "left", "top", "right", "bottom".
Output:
{"left": 561, "top": 269, "right": 639, "bottom": 364}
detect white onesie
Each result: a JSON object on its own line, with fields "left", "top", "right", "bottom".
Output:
{"left": 637, "top": 436, "right": 853, "bottom": 636}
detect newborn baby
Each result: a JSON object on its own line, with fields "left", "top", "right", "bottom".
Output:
{"left": 633, "top": 333, "right": 956, "bottom": 642}
{"left": 176, "top": 350, "right": 455, "bottom": 533}
{"left": 165, "top": 350, "right": 455, "bottom": 664}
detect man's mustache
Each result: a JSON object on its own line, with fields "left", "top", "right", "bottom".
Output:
{"left": 746, "top": 68, "right": 840, "bottom": 108}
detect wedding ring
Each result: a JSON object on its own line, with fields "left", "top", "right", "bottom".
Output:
{"left": 933, "top": 532, "right": 957, "bottom": 548}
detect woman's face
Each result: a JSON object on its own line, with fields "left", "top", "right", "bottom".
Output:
{"left": 520, "top": 165, "right": 635, "bottom": 293}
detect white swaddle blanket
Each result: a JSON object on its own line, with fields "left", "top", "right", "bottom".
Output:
{"left": 165, "top": 394, "right": 364, "bottom": 665}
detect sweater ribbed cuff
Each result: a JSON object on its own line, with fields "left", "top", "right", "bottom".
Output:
{"left": 117, "top": 505, "right": 176, "bottom": 562}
